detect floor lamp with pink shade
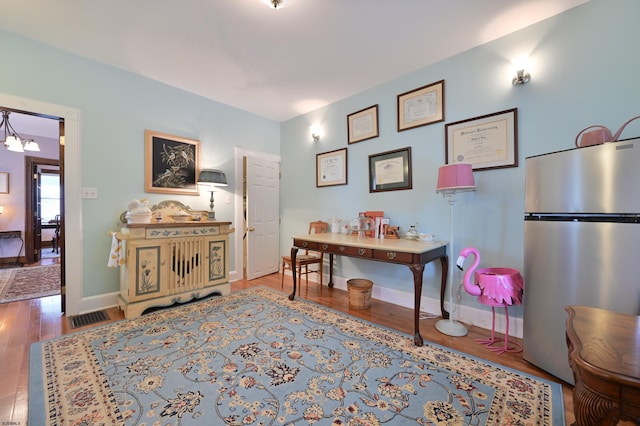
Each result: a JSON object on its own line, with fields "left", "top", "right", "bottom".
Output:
{"left": 435, "top": 163, "right": 476, "bottom": 337}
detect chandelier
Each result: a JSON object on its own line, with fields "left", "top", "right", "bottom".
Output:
{"left": 1, "top": 110, "right": 40, "bottom": 152}
{"left": 262, "top": 0, "right": 296, "bottom": 9}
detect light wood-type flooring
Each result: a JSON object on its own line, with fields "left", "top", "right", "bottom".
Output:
{"left": 0, "top": 260, "right": 574, "bottom": 424}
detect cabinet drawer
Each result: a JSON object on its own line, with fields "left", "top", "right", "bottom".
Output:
{"left": 372, "top": 249, "right": 414, "bottom": 264}
{"left": 328, "top": 244, "right": 372, "bottom": 258}
{"left": 293, "top": 239, "right": 319, "bottom": 250}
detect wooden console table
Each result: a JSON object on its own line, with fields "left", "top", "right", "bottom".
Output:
{"left": 289, "top": 233, "right": 448, "bottom": 346}
{"left": 0, "top": 230, "right": 23, "bottom": 267}
{"left": 565, "top": 305, "right": 640, "bottom": 425}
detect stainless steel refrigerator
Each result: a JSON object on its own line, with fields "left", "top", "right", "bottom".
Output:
{"left": 523, "top": 138, "right": 640, "bottom": 385}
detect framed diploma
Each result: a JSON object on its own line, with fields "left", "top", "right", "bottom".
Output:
{"left": 397, "top": 80, "right": 445, "bottom": 131}
{"left": 445, "top": 108, "right": 518, "bottom": 171}
{"left": 316, "top": 148, "right": 348, "bottom": 187}
{"left": 347, "top": 104, "right": 379, "bottom": 144}
{"left": 369, "top": 147, "right": 412, "bottom": 193}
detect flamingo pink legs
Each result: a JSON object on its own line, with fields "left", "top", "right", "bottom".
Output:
{"left": 475, "top": 307, "right": 523, "bottom": 354}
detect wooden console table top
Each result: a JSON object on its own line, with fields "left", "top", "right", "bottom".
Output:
{"left": 291, "top": 232, "right": 446, "bottom": 254}
{"left": 565, "top": 305, "right": 640, "bottom": 424}
{"left": 122, "top": 220, "right": 232, "bottom": 228}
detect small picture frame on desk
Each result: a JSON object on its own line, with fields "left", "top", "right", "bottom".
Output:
{"left": 0, "top": 172, "right": 9, "bottom": 194}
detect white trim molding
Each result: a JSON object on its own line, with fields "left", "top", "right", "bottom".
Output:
{"left": 0, "top": 93, "right": 83, "bottom": 316}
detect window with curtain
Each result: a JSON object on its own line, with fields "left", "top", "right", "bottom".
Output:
{"left": 41, "top": 172, "right": 60, "bottom": 223}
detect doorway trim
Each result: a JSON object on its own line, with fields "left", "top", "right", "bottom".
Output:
{"left": 233, "top": 147, "right": 281, "bottom": 282}
{"left": 24, "top": 156, "right": 60, "bottom": 264}
{"left": 0, "top": 92, "right": 83, "bottom": 315}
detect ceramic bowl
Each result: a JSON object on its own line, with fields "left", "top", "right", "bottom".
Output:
{"left": 171, "top": 214, "right": 193, "bottom": 222}
{"left": 418, "top": 233, "right": 435, "bottom": 242}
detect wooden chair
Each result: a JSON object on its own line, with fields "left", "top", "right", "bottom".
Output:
{"left": 281, "top": 221, "right": 328, "bottom": 292}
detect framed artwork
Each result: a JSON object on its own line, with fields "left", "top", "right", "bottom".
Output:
{"left": 397, "top": 80, "right": 445, "bottom": 131}
{"left": 445, "top": 108, "right": 518, "bottom": 171}
{"left": 347, "top": 104, "right": 379, "bottom": 144}
{"left": 145, "top": 130, "right": 200, "bottom": 195}
{"left": 0, "top": 172, "right": 8, "bottom": 194}
{"left": 369, "top": 147, "right": 412, "bottom": 193}
{"left": 316, "top": 148, "right": 348, "bottom": 187}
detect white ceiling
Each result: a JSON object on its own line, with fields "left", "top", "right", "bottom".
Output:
{"left": 1, "top": 0, "right": 589, "bottom": 133}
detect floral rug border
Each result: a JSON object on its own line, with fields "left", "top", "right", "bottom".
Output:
{"left": 30, "top": 286, "right": 564, "bottom": 425}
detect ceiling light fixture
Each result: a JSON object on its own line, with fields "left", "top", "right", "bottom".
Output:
{"left": 0, "top": 110, "right": 40, "bottom": 153}
{"left": 262, "top": 0, "right": 296, "bottom": 10}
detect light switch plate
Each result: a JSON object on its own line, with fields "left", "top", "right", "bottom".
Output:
{"left": 82, "top": 187, "right": 98, "bottom": 199}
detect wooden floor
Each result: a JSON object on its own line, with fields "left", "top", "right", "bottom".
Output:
{"left": 0, "top": 264, "right": 575, "bottom": 424}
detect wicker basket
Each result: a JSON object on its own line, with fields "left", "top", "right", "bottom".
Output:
{"left": 347, "top": 279, "right": 373, "bottom": 309}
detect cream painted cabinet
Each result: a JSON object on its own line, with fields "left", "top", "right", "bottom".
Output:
{"left": 117, "top": 219, "right": 233, "bottom": 319}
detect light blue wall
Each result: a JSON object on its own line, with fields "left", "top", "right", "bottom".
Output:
{"left": 0, "top": 29, "right": 280, "bottom": 297}
{"left": 279, "top": 0, "right": 640, "bottom": 319}
{"left": 0, "top": 0, "right": 638, "bottom": 317}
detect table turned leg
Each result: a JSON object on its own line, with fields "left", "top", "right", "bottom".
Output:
{"left": 409, "top": 264, "right": 426, "bottom": 346}
{"left": 328, "top": 253, "right": 334, "bottom": 288}
{"left": 288, "top": 247, "right": 298, "bottom": 300}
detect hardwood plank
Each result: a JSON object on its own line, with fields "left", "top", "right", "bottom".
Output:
{"left": 0, "top": 268, "right": 575, "bottom": 425}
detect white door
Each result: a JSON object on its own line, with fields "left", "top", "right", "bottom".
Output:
{"left": 245, "top": 155, "right": 280, "bottom": 280}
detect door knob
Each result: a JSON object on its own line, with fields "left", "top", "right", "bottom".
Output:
{"left": 248, "top": 227, "right": 255, "bottom": 232}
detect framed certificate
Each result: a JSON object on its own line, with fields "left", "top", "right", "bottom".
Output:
{"left": 397, "top": 80, "right": 445, "bottom": 131}
{"left": 316, "top": 148, "right": 348, "bottom": 187}
{"left": 445, "top": 108, "right": 518, "bottom": 171}
{"left": 368, "top": 147, "right": 412, "bottom": 193}
{"left": 347, "top": 105, "right": 379, "bottom": 144}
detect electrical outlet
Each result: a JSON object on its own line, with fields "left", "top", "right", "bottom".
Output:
{"left": 225, "top": 195, "right": 231, "bottom": 204}
{"left": 82, "top": 187, "right": 98, "bottom": 199}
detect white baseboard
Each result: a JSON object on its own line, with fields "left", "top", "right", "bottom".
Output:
{"left": 80, "top": 269, "right": 523, "bottom": 340}
{"left": 283, "top": 270, "right": 523, "bottom": 339}
{"left": 76, "top": 292, "right": 119, "bottom": 316}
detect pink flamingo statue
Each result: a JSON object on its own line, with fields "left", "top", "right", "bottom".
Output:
{"left": 456, "top": 247, "right": 524, "bottom": 355}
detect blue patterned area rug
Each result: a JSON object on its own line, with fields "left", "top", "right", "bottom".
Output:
{"left": 29, "top": 286, "right": 564, "bottom": 425}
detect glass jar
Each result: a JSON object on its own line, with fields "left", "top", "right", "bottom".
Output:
{"left": 351, "top": 212, "right": 375, "bottom": 238}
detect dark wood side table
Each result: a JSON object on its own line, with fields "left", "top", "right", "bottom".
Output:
{"left": 0, "top": 230, "right": 24, "bottom": 267}
{"left": 565, "top": 305, "right": 640, "bottom": 425}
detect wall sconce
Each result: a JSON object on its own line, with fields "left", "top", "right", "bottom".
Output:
{"left": 511, "top": 56, "right": 531, "bottom": 86}
{"left": 310, "top": 125, "right": 321, "bottom": 142}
